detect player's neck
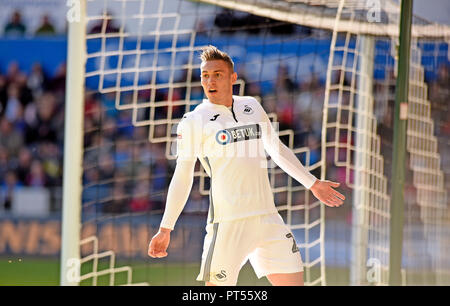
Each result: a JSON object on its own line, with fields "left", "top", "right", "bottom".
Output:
{"left": 209, "top": 96, "right": 233, "bottom": 108}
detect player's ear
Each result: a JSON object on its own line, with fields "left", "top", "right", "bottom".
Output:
{"left": 231, "top": 71, "right": 237, "bottom": 83}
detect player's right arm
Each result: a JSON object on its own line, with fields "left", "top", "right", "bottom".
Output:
{"left": 148, "top": 114, "right": 201, "bottom": 258}
{"left": 147, "top": 160, "right": 196, "bottom": 258}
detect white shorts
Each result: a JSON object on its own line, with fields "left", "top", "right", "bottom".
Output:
{"left": 196, "top": 213, "right": 303, "bottom": 286}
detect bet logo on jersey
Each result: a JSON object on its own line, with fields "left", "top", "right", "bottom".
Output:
{"left": 215, "top": 124, "right": 261, "bottom": 145}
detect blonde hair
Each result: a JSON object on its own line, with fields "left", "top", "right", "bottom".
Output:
{"left": 200, "top": 45, "right": 234, "bottom": 72}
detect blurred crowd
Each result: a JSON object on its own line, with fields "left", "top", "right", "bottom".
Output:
{"left": 0, "top": 59, "right": 209, "bottom": 214}
{"left": 1, "top": 8, "right": 320, "bottom": 38}
{"left": 3, "top": 10, "right": 58, "bottom": 37}
{"left": 212, "top": 9, "right": 313, "bottom": 36}
{"left": 1, "top": 58, "right": 449, "bottom": 216}
{"left": 0, "top": 61, "right": 66, "bottom": 210}
{"left": 1, "top": 8, "right": 449, "bottom": 217}
{"left": 0, "top": 55, "right": 325, "bottom": 215}
{"left": 1, "top": 9, "right": 121, "bottom": 37}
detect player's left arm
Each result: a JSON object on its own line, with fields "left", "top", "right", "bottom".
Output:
{"left": 255, "top": 100, "right": 345, "bottom": 207}
{"left": 309, "top": 179, "right": 345, "bottom": 207}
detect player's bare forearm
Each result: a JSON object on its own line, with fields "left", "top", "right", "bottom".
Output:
{"left": 310, "top": 180, "right": 345, "bottom": 207}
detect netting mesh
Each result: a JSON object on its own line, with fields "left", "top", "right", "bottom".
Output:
{"left": 403, "top": 41, "right": 449, "bottom": 285}
{"left": 81, "top": 0, "right": 329, "bottom": 286}
{"left": 322, "top": 31, "right": 391, "bottom": 284}
{"left": 320, "top": 1, "right": 450, "bottom": 285}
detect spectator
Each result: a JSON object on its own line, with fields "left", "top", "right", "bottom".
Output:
{"left": 0, "top": 170, "right": 23, "bottom": 211}
{"left": 195, "top": 19, "right": 207, "bottom": 34}
{"left": 6, "top": 61, "right": 25, "bottom": 84}
{"left": 24, "top": 92, "right": 58, "bottom": 144}
{"left": 4, "top": 62, "right": 33, "bottom": 107}
{"left": 129, "top": 181, "right": 152, "bottom": 212}
{"left": 268, "top": 18, "right": 295, "bottom": 35}
{"left": 305, "top": 134, "right": 321, "bottom": 179}
{"left": 429, "top": 63, "right": 450, "bottom": 127}
{"left": 261, "top": 94, "right": 277, "bottom": 115}
{"left": 39, "top": 142, "right": 61, "bottom": 186}
{"left": 89, "top": 11, "right": 120, "bottom": 34}
{"left": 0, "top": 117, "right": 23, "bottom": 157}
{"left": 48, "top": 62, "right": 66, "bottom": 98}
{"left": 275, "top": 90, "right": 295, "bottom": 131}
{"left": 15, "top": 147, "right": 32, "bottom": 184}
{"left": 3, "top": 10, "right": 26, "bottom": 37}
{"left": 0, "top": 146, "right": 9, "bottom": 180}
{"left": 101, "top": 92, "right": 119, "bottom": 119}
{"left": 214, "top": 9, "right": 236, "bottom": 33}
{"left": 243, "top": 14, "right": 267, "bottom": 35}
{"left": 35, "top": 15, "right": 56, "bottom": 36}
{"left": 99, "top": 152, "right": 115, "bottom": 180}
{"left": 102, "top": 115, "right": 119, "bottom": 141}
{"left": 135, "top": 164, "right": 150, "bottom": 181}
{"left": 4, "top": 83, "right": 23, "bottom": 123}
{"left": 275, "top": 64, "right": 296, "bottom": 94}
{"left": 114, "top": 137, "right": 132, "bottom": 173}
{"left": 116, "top": 109, "right": 134, "bottom": 137}
{"left": 27, "top": 63, "right": 48, "bottom": 97}
{"left": 84, "top": 92, "right": 101, "bottom": 125}
{"left": 104, "top": 181, "right": 128, "bottom": 214}
{"left": 25, "top": 159, "right": 49, "bottom": 187}
{"left": 15, "top": 73, "right": 34, "bottom": 107}
{"left": 140, "top": 142, "right": 156, "bottom": 167}
{"left": 0, "top": 75, "right": 7, "bottom": 114}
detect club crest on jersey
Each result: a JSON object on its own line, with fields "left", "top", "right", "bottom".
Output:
{"left": 212, "top": 270, "right": 227, "bottom": 282}
{"left": 215, "top": 124, "right": 261, "bottom": 145}
{"left": 243, "top": 105, "right": 254, "bottom": 115}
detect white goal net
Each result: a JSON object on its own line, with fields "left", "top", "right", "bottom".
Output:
{"left": 61, "top": 0, "right": 450, "bottom": 285}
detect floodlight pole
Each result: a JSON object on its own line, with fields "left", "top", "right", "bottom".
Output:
{"left": 389, "top": 0, "right": 413, "bottom": 286}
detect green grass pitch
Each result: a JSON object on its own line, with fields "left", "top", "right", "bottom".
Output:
{"left": 0, "top": 256, "right": 272, "bottom": 286}
{"left": 0, "top": 256, "right": 357, "bottom": 286}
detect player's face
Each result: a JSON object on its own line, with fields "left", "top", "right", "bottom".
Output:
{"left": 200, "top": 60, "right": 237, "bottom": 106}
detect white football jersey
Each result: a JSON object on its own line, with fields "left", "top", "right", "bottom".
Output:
{"left": 173, "top": 95, "right": 317, "bottom": 224}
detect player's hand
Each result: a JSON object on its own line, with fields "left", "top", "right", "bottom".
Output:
{"left": 310, "top": 180, "right": 345, "bottom": 207}
{"left": 148, "top": 228, "right": 171, "bottom": 258}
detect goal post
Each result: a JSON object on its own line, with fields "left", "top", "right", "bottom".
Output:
{"left": 60, "top": 0, "right": 87, "bottom": 286}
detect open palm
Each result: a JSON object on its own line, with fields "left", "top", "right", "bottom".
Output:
{"left": 310, "top": 180, "right": 345, "bottom": 207}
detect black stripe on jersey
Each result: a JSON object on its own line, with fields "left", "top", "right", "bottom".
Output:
{"left": 204, "top": 156, "right": 214, "bottom": 224}
{"left": 231, "top": 98, "right": 238, "bottom": 123}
